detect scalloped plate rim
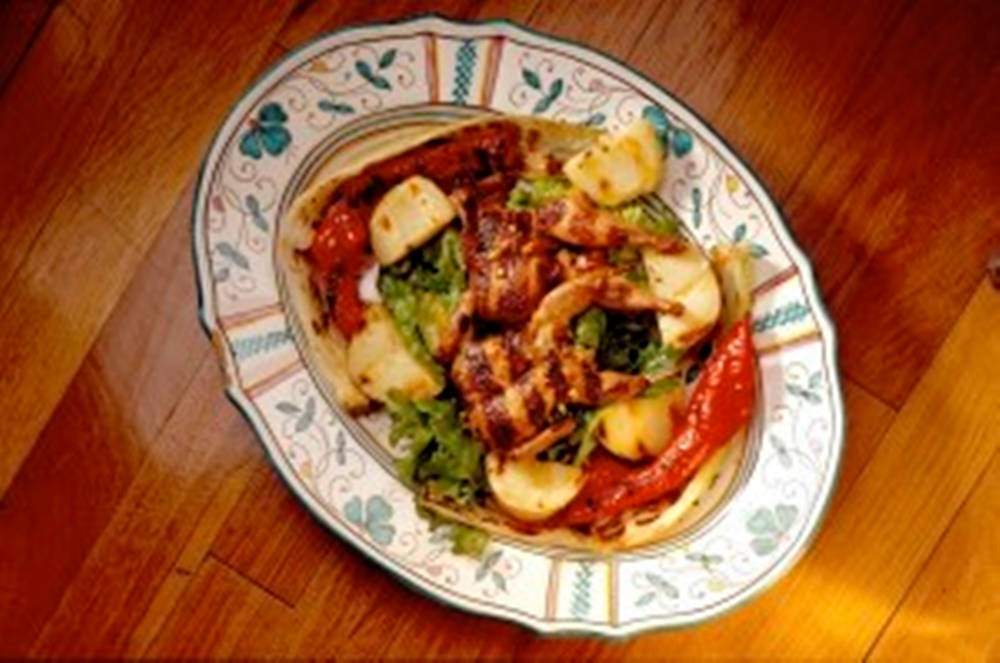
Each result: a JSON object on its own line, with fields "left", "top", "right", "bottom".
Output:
{"left": 190, "top": 13, "right": 845, "bottom": 638}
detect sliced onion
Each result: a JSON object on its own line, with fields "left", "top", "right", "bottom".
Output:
{"left": 358, "top": 261, "right": 381, "bottom": 304}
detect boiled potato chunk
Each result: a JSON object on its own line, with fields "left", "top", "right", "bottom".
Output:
{"left": 347, "top": 304, "right": 443, "bottom": 402}
{"left": 369, "top": 175, "right": 456, "bottom": 265}
{"left": 486, "top": 452, "right": 585, "bottom": 522}
{"left": 594, "top": 384, "right": 685, "bottom": 460}
{"left": 563, "top": 118, "right": 664, "bottom": 206}
{"left": 643, "top": 244, "right": 721, "bottom": 351}
{"left": 711, "top": 243, "right": 754, "bottom": 330}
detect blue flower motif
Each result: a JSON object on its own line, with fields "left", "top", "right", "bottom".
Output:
{"left": 239, "top": 102, "right": 291, "bottom": 160}
{"left": 642, "top": 105, "right": 694, "bottom": 158}
{"left": 344, "top": 495, "right": 396, "bottom": 546}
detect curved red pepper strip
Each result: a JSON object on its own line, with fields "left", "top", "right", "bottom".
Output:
{"left": 558, "top": 316, "right": 755, "bottom": 525}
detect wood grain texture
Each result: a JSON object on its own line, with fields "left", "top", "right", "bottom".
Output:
{"left": 0, "top": 1, "right": 996, "bottom": 659}
{"left": 784, "top": 0, "right": 1000, "bottom": 406}
{"left": 276, "top": 0, "right": 537, "bottom": 50}
{"left": 143, "top": 557, "right": 291, "bottom": 659}
{"left": 870, "top": 449, "right": 1000, "bottom": 662}
{"left": 0, "top": 0, "right": 56, "bottom": 92}
{"left": 209, "top": 463, "right": 335, "bottom": 604}
{"left": 0, "top": 0, "right": 301, "bottom": 494}
{"left": 0, "top": 186, "right": 208, "bottom": 656}
{"left": 28, "top": 359, "right": 261, "bottom": 658}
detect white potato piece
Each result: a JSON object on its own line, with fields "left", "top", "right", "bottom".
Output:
{"left": 563, "top": 118, "right": 664, "bottom": 206}
{"left": 369, "top": 175, "right": 456, "bottom": 265}
{"left": 711, "top": 243, "right": 754, "bottom": 330}
{"left": 486, "top": 452, "right": 585, "bottom": 522}
{"left": 643, "top": 244, "right": 721, "bottom": 351}
{"left": 347, "top": 304, "right": 443, "bottom": 402}
{"left": 594, "top": 384, "right": 686, "bottom": 460}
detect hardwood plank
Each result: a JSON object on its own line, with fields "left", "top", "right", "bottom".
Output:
{"left": 527, "top": 0, "right": 664, "bottom": 59}
{"left": 276, "top": 0, "right": 537, "bottom": 51}
{"left": 0, "top": 190, "right": 209, "bottom": 656}
{"left": 0, "top": 1, "right": 173, "bottom": 292}
{"left": 209, "top": 463, "right": 335, "bottom": 604}
{"left": 71, "top": 1, "right": 299, "bottom": 249}
{"left": 228, "top": 586, "right": 306, "bottom": 659}
{"left": 621, "top": 279, "right": 1000, "bottom": 659}
{"left": 0, "top": 0, "right": 56, "bottom": 92}
{"left": 28, "top": 359, "right": 262, "bottom": 658}
{"left": 0, "top": 195, "right": 140, "bottom": 495}
{"left": 869, "top": 449, "right": 1000, "bottom": 662}
{"left": 643, "top": 1, "right": 910, "bottom": 202}
{"left": 782, "top": 0, "right": 1000, "bottom": 406}
{"left": 381, "top": 593, "right": 525, "bottom": 661}
{"left": 629, "top": 0, "right": 788, "bottom": 120}
{"left": 124, "top": 460, "right": 258, "bottom": 657}
{"left": 833, "top": 380, "right": 896, "bottom": 509}
{"left": 143, "top": 557, "right": 292, "bottom": 659}
{"left": 0, "top": 0, "right": 298, "bottom": 493}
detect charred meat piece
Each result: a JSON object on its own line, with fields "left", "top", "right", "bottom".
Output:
{"left": 461, "top": 203, "right": 563, "bottom": 324}
{"left": 335, "top": 122, "right": 524, "bottom": 208}
{"left": 451, "top": 331, "right": 531, "bottom": 404}
{"left": 537, "top": 190, "right": 684, "bottom": 253}
{"left": 463, "top": 349, "right": 648, "bottom": 451}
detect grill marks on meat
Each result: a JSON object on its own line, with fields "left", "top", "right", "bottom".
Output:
{"left": 334, "top": 121, "right": 523, "bottom": 208}
{"left": 538, "top": 191, "right": 685, "bottom": 253}
{"left": 451, "top": 271, "right": 682, "bottom": 451}
{"left": 459, "top": 346, "right": 648, "bottom": 451}
{"left": 461, "top": 201, "right": 563, "bottom": 324}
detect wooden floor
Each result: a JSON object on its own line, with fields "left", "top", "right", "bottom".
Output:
{"left": 1, "top": 0, "right": 998, "bottom": 659}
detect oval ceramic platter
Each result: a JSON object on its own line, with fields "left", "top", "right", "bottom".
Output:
{"left": 192, "top": 15, "right": 844, "bottom": 636}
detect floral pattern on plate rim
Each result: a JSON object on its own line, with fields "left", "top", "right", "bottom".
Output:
{"left": 191, "top": 16, "right": 844, "bottom": 637}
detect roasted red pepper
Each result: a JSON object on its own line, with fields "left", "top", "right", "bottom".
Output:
{"left": 558, "top": 316, "right": 755, "bottom": 525}
{"left": 309, "top": 202, "right": 369, "bottom": 338}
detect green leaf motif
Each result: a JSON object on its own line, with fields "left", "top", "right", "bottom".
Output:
{"left": 378, "top": 48, "right": 397, "bottom": 69}
{"left": 245, "top": 194, "right": 268, "bottom": 232}
{"left": 775, "top": 503, "right": 798, "bottom": 531}
{"left": 685, "top": 552, "right": 724, "bottom": 567}
{"left": 747, "top": 508, "right": 778, "bottom": 535}
{"left": 258, "top": 102, "right": 287, "bottom": 124}
{"left": 318, "top": 99, "right": 355, "bottom": 115}
{"left": 732, "top": 223, "right": 748, "bottom": 243}
{"left": 259, "top": 124, "right": 291, "bottom": 156}
{"left": 635, "top": 591, "right": 656, "bottom": 608}
{"left": 239, "top": 131, "right": 262, "bottom": 160}
{"left": 491, "top": 571, "right": 507, "bottom": 592}
{"left": 216, "top": 242, "right": 249, "bottom": 270}
{"left": 295, "top": 396, "right": 315, "bottom": 432}
{"left": 645, "top": 572, "right": 679, "bottom": 598}
{"left": 786, "top": 383, "right": 821, "bottom": 404}
{"left": 344, "top": 496, "right": 363, "bottom": 526}
{"left": 522, "top": 68, "right": 541, "bottom": 90}
{"left": 532, "top": 78, "right": 564, "bottom": 114}
{"left": 749, "top": 242, "right": 769, "bottom": 258}
{"left": 670, "top": 129, "right": 693, "bottom": 157}
{"left": 334, "top": 430, "right": 347, "bottom": 466}
{"left": 641, "top": 105, "right": 671, "bottom": 150}
{"left": 476, "top": 549, "right": 502, "bottom": 581}
{"left": 275, "top": 401, "right": 301, "bottom": 415}
{"left": 809, "top": 371, "right": 823, "bottom": 390}
{"left": 751, "top": 536, "right": 777, "bottom": 555}
{"left": 366, "top": 495, "right": 393, "bottom": 525}
{"left": 584, "top": 112, "right": 606, "bottom": 127}
{"left": 355, "top": 60, "right": 391, "bottom": 90}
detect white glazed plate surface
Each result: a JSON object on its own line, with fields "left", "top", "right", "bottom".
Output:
{"left": 192, "top": 15, "right": 844, "bottom": 636}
